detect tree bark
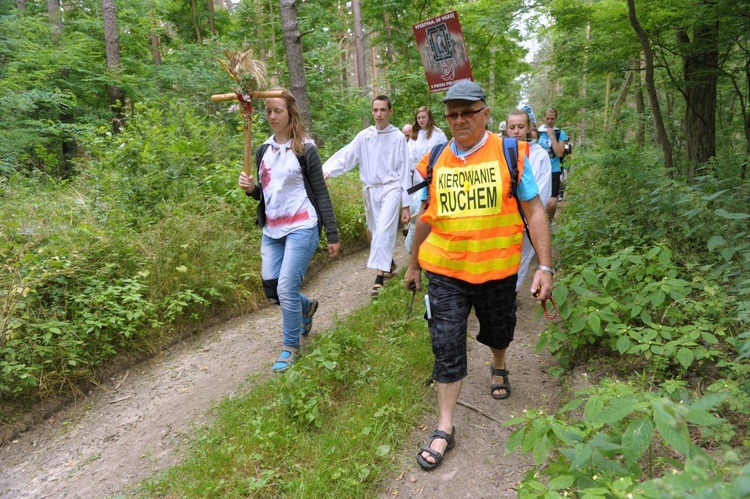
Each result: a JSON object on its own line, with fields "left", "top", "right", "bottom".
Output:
{"left": 102, "top": 0, "right": 125, "bottom": 133}
{"left": 610, "top": 68, "right": 634, "bottom": 131}
{"left": 627, "top": 0, "right": 673, "bottom": 170}
{"left": 149, "top": 9, "right": 162, "bottom": 66}
{"left": 190, "top": 0, "right": 203, "bottom": 44}
{"left": 16, "top": 0, "right": 26, "bottom": 10}
{"left": 339, "top": 2, "right": 349, "bottom": 91}
{"left": 580, "top": 21, "right": 590, "bottom": 144}
{"left": 47, "top": 0, "right": 62, "bottom": 41}
{"left": 279, "top": 0, "right": 313, "bottom": 130}
{"left": 371, "top": 45, "right": 379, "bottom": 93}
{"left": 603, "top": 73, "right": 611, "bottom": 129}
{"left": 634, "top": 57, "right": 646, "bottom": 147}
{"left": 206, "top": 0, "right": 215, "bottom": 36}
{"left": 351, "top": 0, "right": 367, "bottom": 93}
{"left": 676, "top": 14, "right": 719, "bottom": 176}
{"left": 383, "top": 10, "right": 393, "bottom": 63}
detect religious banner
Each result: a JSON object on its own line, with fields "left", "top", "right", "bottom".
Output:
{"left": 412, "top": 11, "right": 474, "bottom": 94}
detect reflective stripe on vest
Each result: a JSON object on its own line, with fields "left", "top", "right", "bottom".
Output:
{"left": 418, "top": 134, "right": 526, "bottom": 284}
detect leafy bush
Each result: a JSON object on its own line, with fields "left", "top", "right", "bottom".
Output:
{"left": 539, "top": 244, "right": 732, "bottom": 376}
{"left": 525, "top": 145, "right": 750, "bottom": 495}
{"left": 506, "top": 379, "right": 749, "bottom": 498}
{"left": 0, "top": 98, "right": 368, "bottom": 402}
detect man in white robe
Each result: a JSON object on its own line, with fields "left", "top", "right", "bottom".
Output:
{"left": 323, "top": 95, "right": 411, "bottom": 297}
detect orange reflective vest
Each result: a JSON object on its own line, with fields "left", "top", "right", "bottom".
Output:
{"left": 415, "top": 134, "right": 529, "bottom": 284}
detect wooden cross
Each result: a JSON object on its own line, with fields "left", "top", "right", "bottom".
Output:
{"left": 211, "top": 90, "right": 283, "bottom": 176}
{"left": 211, "top": 48, "right": 281, "bottom": 176}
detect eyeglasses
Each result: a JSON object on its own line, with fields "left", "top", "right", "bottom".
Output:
{"left": 444, "top": 107, "right": 486, "bottom": 121}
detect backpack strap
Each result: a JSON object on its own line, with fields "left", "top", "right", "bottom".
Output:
{"left": 255, "top": 143, "right": 270, "bottom": 178}
{"left": 502, "top": 137, "right": 533, "bottom": 250}
{"left": 255, "top": 142, "right": 306, "bottom": 176}
{"left": 502, "top": 137, "right": 519, "bottom": 199}
{"left": 406, "top": 142, "right": 448, "bottom": 195}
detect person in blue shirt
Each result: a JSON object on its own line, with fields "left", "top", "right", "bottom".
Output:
{"left": 537, "top": 107, "right": 568, "bottom": 219}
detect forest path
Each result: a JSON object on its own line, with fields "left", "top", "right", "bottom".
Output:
{"left": 0, "top": 238, "right": 561, "bottom": 498}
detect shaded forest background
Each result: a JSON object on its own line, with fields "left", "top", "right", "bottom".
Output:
{"left": 1, "top": 0, "right": 750, "bottom": 496}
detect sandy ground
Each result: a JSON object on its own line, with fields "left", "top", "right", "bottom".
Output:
{"left": 0, "top": 238, "right": 561, "bottom": 498}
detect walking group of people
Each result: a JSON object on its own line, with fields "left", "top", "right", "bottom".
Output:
{"left": 237, "top": 80, "right": 565, "bottom": 471}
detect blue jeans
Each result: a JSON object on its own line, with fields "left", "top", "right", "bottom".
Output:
{"left": 261, "top": 227, "right": 319, "bottom": 348}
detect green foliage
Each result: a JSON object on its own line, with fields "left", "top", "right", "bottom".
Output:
{"left": 507, "top": 378, "right": 746, "bottom": 498}
{"left": 0, "top": 95, "right": 368, "bottom": 401}
{"left": 145, "top": 282, "right": 433, "bottom": 497}
{"left": 524, "top": 143, "right": 750, "bottom": 496}
{"left": 539, "top": 244, "right": 732, "bottom": 376}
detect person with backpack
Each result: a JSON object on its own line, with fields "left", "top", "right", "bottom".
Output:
{"left": 238, "top": 88, "right": 339, "bottom": 372}
{"left": 403, "top": 81, "right": 554, "bottom": 471}
{"left": 506, "top": 108, "right": 552, "bottom": 292}
{"left": 537, "top": 107, "right": 569, "bottom": 219}
{"left": 404, "top": 106, "right": 448, "bottom": 254}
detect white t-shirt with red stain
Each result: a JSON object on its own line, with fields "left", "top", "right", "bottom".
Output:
{"left": 259, "top": 136, "right": 318, "bottom": 239}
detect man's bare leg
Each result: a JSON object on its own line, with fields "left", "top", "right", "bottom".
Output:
{"left": 420, "top": 380, "right": 462, "bottom": 464}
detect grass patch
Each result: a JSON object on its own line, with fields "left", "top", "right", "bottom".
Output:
{"left": 143, "top": 280, "right": 433, "bottom": 498}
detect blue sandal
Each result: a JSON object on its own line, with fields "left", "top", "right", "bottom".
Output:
{"left": 272, "top": 347, "right": 298, "bottom": 372}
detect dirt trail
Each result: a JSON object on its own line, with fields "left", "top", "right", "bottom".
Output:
{"left": 0, "top": 241, "right": 560, "bottom": 498}
{"left": 380, "top": 282, "right": 560, "bottom": 498}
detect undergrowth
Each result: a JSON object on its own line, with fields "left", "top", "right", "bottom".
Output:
{"left": 0, "top": 99, "right": 367, "bottom": 410}
{"left": 510, "top": 146, "right": 750, "bottom": 497}
{"left": 143, "top": 282, "right": 433, "bottom": 498}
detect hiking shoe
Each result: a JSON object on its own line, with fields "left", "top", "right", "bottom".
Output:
{"left": 301, "top": 299, "right": 318, "bottom": 336}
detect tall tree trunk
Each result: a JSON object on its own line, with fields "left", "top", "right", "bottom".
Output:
{"left": 256, "top": 0, "right": 267, "bottom": 67}
{"left": 610, "top": 69, "right": 634, "bottom": 128}
{"left": 47, "top": 0, "right": 62, "bottom": 41}
{"left": 603, "top": 73, "right": 611, "bottom": 129}
{"left": 744, "top": 55, "right": 750, "bottom": 164}
{"left": 371, "top": 45, "right": 379, "bottom": 93}
{"left": 676, "top": 15, "right": 719, "bottom": 176}
{"left": 351, "top": 0, "right": 367, "bottom": 93}
{"left": 339, "top": 2, "right": 349, "bottom": 91}
{"left": 190, "top": 0, "right": 203, "bottom": 44}
{"left": 149, "top": 9, "right": 162, "bottom": 66}
{"left": 206, "top": 0, "right": 215, "bottom": 36}
{"left": 16, "top": 0, "right": 26, "bottom": 10}
{"left": 268, "top": 0, "right": 279, "bottom": 85}
{"left": 279, "top": 0, "right": 313, "bottom": 130}
{"left": 580, "top": 21, "right": 590, "bottom": 144}
{"left": 627, "top": 0, "right": 673, "bottom": 170}
{"left": 383, "top": 10, "right": 393, "bottom": 63}
{"left": 102, "top": 0, "right": 125, "bottom": 133}
{"left": 634, "top": 57, "right": 646, "bottom": 147}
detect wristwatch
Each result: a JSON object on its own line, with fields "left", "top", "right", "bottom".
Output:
{"left": 538, "top": 265, "right": 555, "bottom": 275}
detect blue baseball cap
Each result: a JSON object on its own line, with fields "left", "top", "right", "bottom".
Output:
{"left": 443, "top": 80, "right": 486, "bottom": 103}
